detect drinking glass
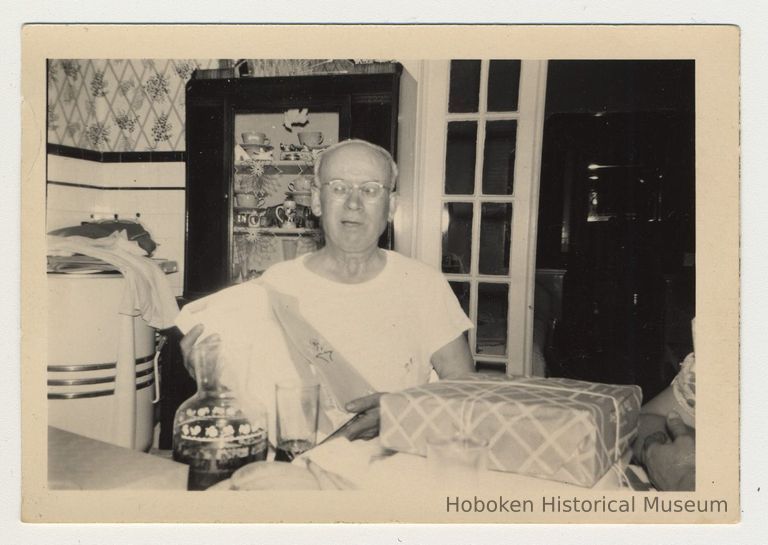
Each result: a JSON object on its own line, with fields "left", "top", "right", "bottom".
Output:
{"left": 426, "top": 434, "right": 489, "bottom": 487}
{"left": 281, "top": 238, "right": 298, "bottom": 260}
{"left": 275, "top": 380, "right": 320, "bottom": 461}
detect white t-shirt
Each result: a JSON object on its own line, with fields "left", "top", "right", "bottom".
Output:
{"left": 260, "top": 250, "right": 473, "bottom": 393}
{"left": 175, "top": 250, "right": 473, "bottom": 436}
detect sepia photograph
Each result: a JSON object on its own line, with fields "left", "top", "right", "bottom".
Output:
{"left": 20, "top": 25, "right": 740, "bottom": 524}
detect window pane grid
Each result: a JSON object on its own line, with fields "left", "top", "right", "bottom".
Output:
{"left": 468, "top": 278, "right": 479, "bottom": 356}
{"left": 473, "top": 61, "right": 488, "bottom": 198}
{"left": 442, "top": 195, "right": 515, "bottom": 203}
{"left": 482, "top": 120, "right": 518, "bottom": 195}
{"left": 487, "top": 60, "right": 521, "bottom": 112}
{"left": 441, "top": 202, "right": 473, "bottom": 274}
{"left": 466, "top": 200, "right": 482, "bottom": 353}
{"left": 475, "top": 357, "right": 508, "bottom": 365}
{"left": 444, "top": 121, "right": 478, "bottom": 195}
{"left": 448, "top": 60, "right": 482, "bottom": 113}
{"left": 448, "top": 281, "right": 471, "bottom": 318}
{"left": 479, "top": 203, "right": 513, "bottom": 275}
{"left": 474, "top": 356, "right": 509, "bottom": 361}
{"left": 478, "top": 59, "right": 490, "bottom": 114}
{"left": 444, "top": 275, "right": 512, "bottom": 284}
{"left": 446, "top": 112, "right": 521, "bottom": 121}
{"left": 443, "top": 59, "right": 522, "bottom": 363}
{"left": 477, "top": 282, "right": 509, "bottom": 355}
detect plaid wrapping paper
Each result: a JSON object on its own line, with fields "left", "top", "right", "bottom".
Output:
{"left": 379, "top": 375, "right": 642, "bottom": 487}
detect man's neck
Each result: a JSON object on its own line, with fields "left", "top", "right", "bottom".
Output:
{"left": 307, "top": 246, "right": 386, "bottom": 284}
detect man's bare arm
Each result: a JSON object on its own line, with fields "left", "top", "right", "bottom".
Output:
{"left": 431, "top": 334, "right": 475, "bottom": 379}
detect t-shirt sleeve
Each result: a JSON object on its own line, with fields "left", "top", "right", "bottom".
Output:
{"left": 420, "top": 272, "right": 474, "bottom": 361}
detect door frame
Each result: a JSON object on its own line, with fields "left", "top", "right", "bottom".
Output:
{"left": 408, "top": 60, "right": 548, "bottom": 376}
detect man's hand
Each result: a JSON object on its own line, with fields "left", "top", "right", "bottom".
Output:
{"left": 343, "top": 392, "right": 384, "bottom": 441}
{"left": 179, "top": 324, "right": 220, "bottom": 379}
{"left": 643, "top": 411, "right": 696, "bottom": 491}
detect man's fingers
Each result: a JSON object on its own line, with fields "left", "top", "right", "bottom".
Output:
{"left": 180, "top": 324, "right": 205, "bottom": 356}
{"left": 343, "top": 415, "right": 373, "bottom": 439}
{"left": 666, "top": 411, "right": 689, "bottom": 439}
{"left": 342, "top": 393, "right": 384, "bottom": 440}
{"left": 343, "top": 411, "right": 379, "bottom": 440}
{"left": 345, "top": 392, "right": 382, "bottom": 413}
{"left": 179, "top": 326, "right": 222, "bottom": 380}
{"left": 641, "top": 431, "right": 668, "bottom": 466}
{"left": 190, "top": 333, "right": 222, "bottom": 363}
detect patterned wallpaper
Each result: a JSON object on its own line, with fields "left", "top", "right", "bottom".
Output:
{"left": 47, "top": 59, "right": 398, "bottom": 153}
{"left": 47, "top": 59, "right": 219, "bottom": 152}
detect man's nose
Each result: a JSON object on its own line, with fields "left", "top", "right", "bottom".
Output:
{"left": 344, "top": 186, "right": 363, "bottom": 209}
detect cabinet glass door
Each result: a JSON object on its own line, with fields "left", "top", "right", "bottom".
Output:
{"left": 230, "top": 111, "right": 340, "bottom": 282}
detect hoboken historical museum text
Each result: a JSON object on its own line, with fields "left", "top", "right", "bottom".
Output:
{"left": 445, "top": 495, "right": 728, "bottom": 515}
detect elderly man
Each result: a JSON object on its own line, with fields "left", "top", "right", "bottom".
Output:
{"left": 180, "top": 139, "right": 475, "bottom": 440}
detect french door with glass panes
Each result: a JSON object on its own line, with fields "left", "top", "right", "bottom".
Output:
{"left": 412, "top": 60, "right": 548, "bottom": 376}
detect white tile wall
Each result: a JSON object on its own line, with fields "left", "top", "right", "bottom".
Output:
{"left": 47, "top": 154, "right": 188, "bottom": 296}
{"left": 46, "top": 184, "right": 99, "bottom": 213}
{"left": 47, "top": 155, "right": 102, "bottom": 186}
{"left": 101, "top": 162, "right": 186, "bottom": 189}
{"left": 47, "top": 155, "right": 186, "bottom": 189}
{"left": 46, "top": 209, "right": 93, "bottom": 232}
{"left": 102, "top": 189, "right": 185, "bottom": 217}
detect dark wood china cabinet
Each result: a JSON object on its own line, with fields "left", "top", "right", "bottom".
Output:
{"left": 183, "top": 66, "right": 402, "bottom": 300}
{"left": 159, "top": 66, "right": 402, "bottom": 448}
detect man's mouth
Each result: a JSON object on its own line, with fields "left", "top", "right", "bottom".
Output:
{"left": 341, "top": 220, "right": 363, "bottom": 227}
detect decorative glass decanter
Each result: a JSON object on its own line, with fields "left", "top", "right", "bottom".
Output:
{"left": 172, "top": 338, "right": 268, "bottom": 490}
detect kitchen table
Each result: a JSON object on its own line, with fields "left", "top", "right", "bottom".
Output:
{"left": 48, "top": 426, "right": 648, "bottom": 492}
{"left": 48, "top": 426, "right": 188, "bottom": 490}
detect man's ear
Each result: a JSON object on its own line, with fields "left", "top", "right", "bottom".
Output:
{"left": 387, "top": 192, "right": 398, "bottom": 222}
{"left": 311, "top": 187, "right": 323, "bottom": 217}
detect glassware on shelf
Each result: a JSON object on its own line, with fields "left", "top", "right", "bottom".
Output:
{"left": 276, "top": 195, "right": 298, "bottom": 229}
{"left": 233, "top": 235, "right": 249, "bottom": 282}
{"left": 230, "top": 123, "right": 324, "bottom": 281}
{"left": 281, "top": 238, "right": 299, "bottom": 260}
{"left": 172, "top": 338, "right": 268, "bottom": 490}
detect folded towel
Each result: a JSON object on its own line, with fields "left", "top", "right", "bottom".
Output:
{"left": 174, "top": 280, "right": 361, "bottom": 443}
{"left": 48, "top": 231, "right": 179, "bottom": 329}
{"left": 294, "top": 437, "right": 380, "bottom": 489}
{"left": 175, "top": 280, "right": 298, "bottom": 441}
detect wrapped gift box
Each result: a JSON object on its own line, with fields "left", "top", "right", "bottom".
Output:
{"left": 379, "top": 375, "right": 642, "bottom": 487}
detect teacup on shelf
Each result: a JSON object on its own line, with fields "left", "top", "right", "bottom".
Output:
{"left": 288, "top": 177, "right": 313, "bottom": 193}
{"left": 235, "top": 193, "right": 262, "bottom": 208}
{"left": 242, "top": 131, "right": 270, "bottom": 146}
{"left": 298, "top": 131, "right": 323, "bottom": 148}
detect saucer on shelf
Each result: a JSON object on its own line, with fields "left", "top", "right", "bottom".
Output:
{"left": 281, "top": 151, "right": 313, "bottom": 161}
{"left": 241, "top": 143, "right": 274, "bottom": 152}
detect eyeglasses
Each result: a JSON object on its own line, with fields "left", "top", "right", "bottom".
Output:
{"left": 320, "top": 180, "right": 389, "bottom": 201}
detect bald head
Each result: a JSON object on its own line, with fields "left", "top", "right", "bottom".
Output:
{"left": 310, "top": 138, "right": 399, "bottom": 254}
{"left": 314, "top": 139, "right": 398, "bottom": 190}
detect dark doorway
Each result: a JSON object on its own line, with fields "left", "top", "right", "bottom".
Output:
{"left": 537, "top": 60, "right": 695, "bottom": 400}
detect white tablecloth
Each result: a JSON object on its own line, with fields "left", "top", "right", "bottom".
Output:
{"left": 295, "top": 437, "right": 642, "bottom": 492}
